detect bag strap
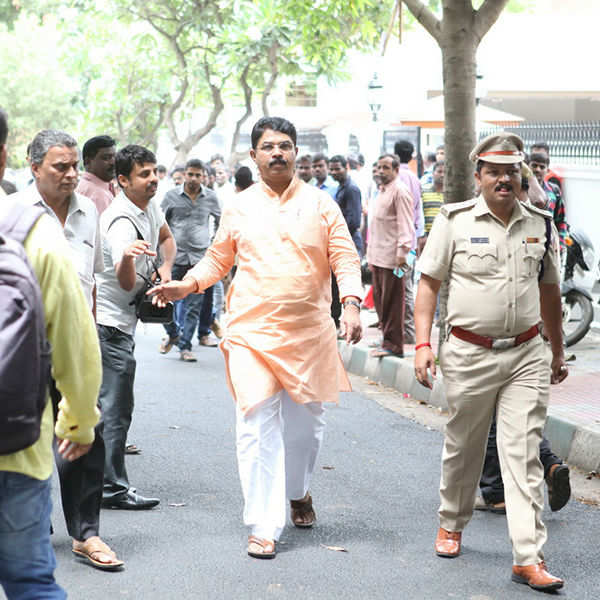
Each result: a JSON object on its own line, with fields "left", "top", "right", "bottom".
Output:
{"left": 0, "top": 203, "right": 46, "bottom": 245}
{"left": 108, "top": 215, "right": 144, "bottom": 240}
{"left": 538, "top": 216, "right": 552, "bottom": 281}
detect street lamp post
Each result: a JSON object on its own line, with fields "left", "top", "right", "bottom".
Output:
{"left": 365, "top": 71, "right": 385, "bottom": 165}
{"left": 367, "top": 72, "right": 384, "bottom": 122}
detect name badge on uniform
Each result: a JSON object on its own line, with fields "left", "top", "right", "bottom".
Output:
{"left": 526, "top": 237, "right": 540, "bottom": 243}
{"left": 470, "top": 237, "right": 489, "bottom": 244}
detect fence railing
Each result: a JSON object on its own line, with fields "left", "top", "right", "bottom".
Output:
{"left": 479, "top": 122, "right": 600, "bottom": 166}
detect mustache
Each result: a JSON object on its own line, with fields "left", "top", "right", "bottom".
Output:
{"left": 495, "top": 183, "right": 513, "bottom": 192}
{"left": 269, "top": 158, "right": 287, "bottom": 167}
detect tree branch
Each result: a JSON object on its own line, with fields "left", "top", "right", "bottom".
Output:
{"left": 229, "top": 63, "right": 253, "bottom": 165}
{"left": 182, "top": 61, "right": 224, "bottom": 150}
{"left": 143, "top": 13, "right": 189, "bottom": 149}
{"left": 380, "top": 0, "right": 400, "bottom": 54}
{"left": 116, "top": 107, "right": 125, "bottom": 142}
{"left": 473, "top": 0, "right": 510, "bottom": 43}
{"left": 143, "top": 101, "right": 168, "bottom": 148}
{"left": 261, "top": 42, "right": 279, "bottom": 116}
{"left": 401, "top": 0, "right": 442, "bottom": 43}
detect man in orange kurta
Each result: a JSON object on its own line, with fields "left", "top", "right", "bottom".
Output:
{"left": 150, "top": 117, "right": 362, "bottom": 559}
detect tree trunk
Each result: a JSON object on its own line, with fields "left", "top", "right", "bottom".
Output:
{"left": 400, "top": 0, "right": 510, "bottom": 344}
{"left": 440, "top": 35, "right": 477, "bottom": 204}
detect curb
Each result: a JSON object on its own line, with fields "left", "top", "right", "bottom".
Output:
{"left": 340, "top": 342, "right": 600, "bottom": 473}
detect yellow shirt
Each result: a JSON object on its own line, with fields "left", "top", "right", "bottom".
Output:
{"left": 418, "top": 196, "right": 560, "bottom": 337}
{"left": 187, "top": 177, "right": 362, "bottom": 413}
{"left": 0, "top": 205, "right": 101, "bottom": 480}
{"left": 421, "top": 187, "right": 444, "bottom": 234}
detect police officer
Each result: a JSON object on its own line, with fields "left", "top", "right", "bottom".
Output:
{"left": 414, "top": 132, "right": 568, "bottom": 592}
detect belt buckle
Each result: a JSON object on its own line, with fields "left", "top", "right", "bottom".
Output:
{"left": 491, "top": 337, "right": 516, "bottom": 350}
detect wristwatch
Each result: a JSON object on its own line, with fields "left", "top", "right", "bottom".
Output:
{"left": 343, "top": 298, "right": 360, "bottom": 310}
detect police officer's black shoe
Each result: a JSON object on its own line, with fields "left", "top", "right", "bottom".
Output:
{"left": 546, "top": 463, "right": 570, "bottom": 512}
{"left": 474, "top": 495, "right": 506, "bottom": 514}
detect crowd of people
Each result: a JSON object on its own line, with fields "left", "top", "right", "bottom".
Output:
{"left": 0, "top": 104, "right": 572, "bottom": 597}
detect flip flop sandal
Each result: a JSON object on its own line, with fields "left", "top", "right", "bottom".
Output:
{"left": 247, "top": 536, "right": 276, "bottom": 559}
{"left": 290, "top": 493, "right": 316, "bottom": 528}
{"left": 370, "top": 348, "right": 403, "bottom": 358}
{"left": 125, "top": 444, "right": 141, "bottom": 455}
{"left": 72, "top": 537, "right": 124, "bottom": 571}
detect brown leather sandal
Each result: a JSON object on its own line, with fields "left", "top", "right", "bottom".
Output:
{"left": 247, "top": 535, "right": 276, "bottom": 559}
{"left": 290, "top": 492, "right": 316, "bottom": 528}
{"left": 72, "top": 536, "right": 124, "bottom": 570}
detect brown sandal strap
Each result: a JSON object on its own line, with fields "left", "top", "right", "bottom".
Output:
{"left": 290, "top": 493, "right": 312, "bottom": 510}
{"left": 73, "top": 537, "right": 116, "bottom": 559}
{"left": 290, "top": 493, "right": 315, "bottom": 526}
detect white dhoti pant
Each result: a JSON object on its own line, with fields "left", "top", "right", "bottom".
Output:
{"left": 235, "top": 390, "right": 326, "bottom": 541}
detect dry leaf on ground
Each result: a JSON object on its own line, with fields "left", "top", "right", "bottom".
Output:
{"left": 320, "top": 544, "right": 348, "bottom": 553}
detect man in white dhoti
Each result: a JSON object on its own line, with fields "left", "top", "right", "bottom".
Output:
{"left": 150, "top": 116, "right": 363, "bottom": 558}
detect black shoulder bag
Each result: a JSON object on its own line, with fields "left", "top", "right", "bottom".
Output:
{"left": 107, "top": 216, "right": 174, "bottom": 323}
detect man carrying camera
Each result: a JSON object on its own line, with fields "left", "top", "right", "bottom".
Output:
{"left": 96, "top": 145, "right": 175, "bottom": 510}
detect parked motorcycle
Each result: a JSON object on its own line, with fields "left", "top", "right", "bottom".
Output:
{"left": 562, "top": 228, "right": 595, "bottom": 346}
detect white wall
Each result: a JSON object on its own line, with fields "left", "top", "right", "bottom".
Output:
{"left": 561, "top": 166, "right": 600, "bottom": 264}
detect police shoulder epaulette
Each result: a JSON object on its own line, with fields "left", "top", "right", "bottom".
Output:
{"left": 522, "top": 202, "right": 552, "bottom": 220}
{"left": 440, "top": 198, "right": 477, "bottom": 217}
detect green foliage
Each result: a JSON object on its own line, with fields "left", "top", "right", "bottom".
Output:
{"left": 0, "top": 0, "right": 20, "bottom": 28}
{"left": 0, "top": 14, "right": 79, "bottom": 166}
{"left": 0, "top": 0, "right": 397, "bottom": 161}
{"left": 58, "top": 9, "right": 172, "bottom": 148}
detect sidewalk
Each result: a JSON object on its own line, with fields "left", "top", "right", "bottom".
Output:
{"left": 339, "top": 308, "right": 600, "bottom": 473}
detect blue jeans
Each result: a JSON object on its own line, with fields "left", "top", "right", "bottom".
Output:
{"left": 0, "top": 473, "right": 66, "bottom": 599}
{"left": 180, "top": 285, "right": 214, "bottom": 351}
{"left": 163, "top": 263, "right": 191, "bottom": 341}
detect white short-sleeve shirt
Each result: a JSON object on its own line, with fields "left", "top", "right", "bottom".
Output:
{"left": 13, "top": 184, "right": 103, "bottom": 309}
{"left": 96, "top": 193, "right": 166, "bottom": 335}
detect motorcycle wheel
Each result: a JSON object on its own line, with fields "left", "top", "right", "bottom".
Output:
{"left": 562, "top": 290, "right": 594, "bottom": 347}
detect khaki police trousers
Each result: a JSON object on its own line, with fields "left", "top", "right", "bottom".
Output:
{"left": 438, "top": 333, "right": 551, "bottom": 566}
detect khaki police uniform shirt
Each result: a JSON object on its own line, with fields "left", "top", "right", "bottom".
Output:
{"left": 418, "top": 196, "right": 560, "bottom": 337}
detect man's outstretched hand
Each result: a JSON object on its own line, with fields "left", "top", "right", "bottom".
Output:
{"left": 147, "top": 277, "right": 200, "bottom": 307}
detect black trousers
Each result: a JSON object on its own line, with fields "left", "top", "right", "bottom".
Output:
{"left": 51, "top": 383, "right": 104, "bottom": 541}
{"left": 479, "top": 414, "right": 562, "bottom": 504}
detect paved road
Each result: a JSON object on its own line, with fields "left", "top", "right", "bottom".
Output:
{"left": 15, "top": 326, "right": 599, "bottom": 599}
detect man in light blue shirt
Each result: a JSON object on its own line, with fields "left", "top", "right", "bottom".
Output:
{"left": 311, "top": 153, "right": 337, "bottom": 199}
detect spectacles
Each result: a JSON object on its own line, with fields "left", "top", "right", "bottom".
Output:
{"left": 258, "top": 142, "right": 295, "bottom": 153}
